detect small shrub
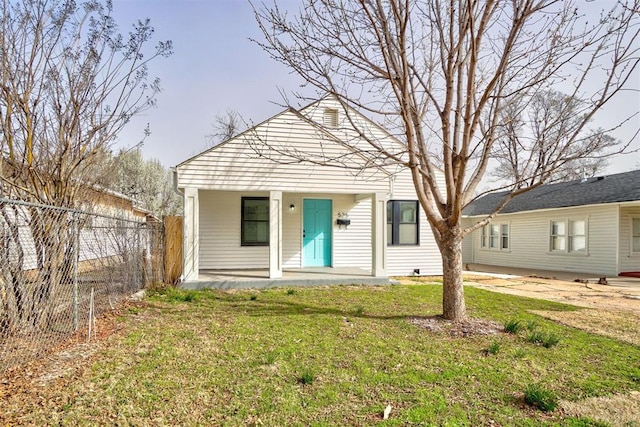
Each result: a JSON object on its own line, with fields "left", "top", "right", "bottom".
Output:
{"left": 264, "top": 352, "right": 277, "bottom": 365}
{"left": 524, "top": 383, "right": 557, "bottom": 412}
{"left": 527, "top": 330, "right": 545, "bottom": 345}
{"left": 183, "top": 292, "right": 197, "bottom": 302}
{"left": 504, "top": 319, "right": 522, "bottom": 334}
{"left": 162, "top": 289, "right": 198, "bottom": 303}
{"left": 527, "top": 330, "right": 561, "bottom": 348}
{"left": 146, "top": 282, "right": 170, "bottom": 293}
{"left": 513, "top": 347, "right": 526, "bottom": 359}
{"left": 249, "top": 294, "right": 258, "bottom": 301}
{"left": 286, "top": 289, "right": 296, "bottom": 295}
{"left": 354, "top": 305, "right": 365, "bottom": 316}
{"left": 299, "top": 368, "right": 315, "bottom": 385}
{"left": 526, "top": 319, "right": 538, "bottom": 331}
{"left": 563, "top": 418, "right": 610, "bottom": 427}
{"left": 487, "top": 340, "right": 501, "bottom": 355}
{"left": 541, "top": 332, "right": 560, "bottom": 348}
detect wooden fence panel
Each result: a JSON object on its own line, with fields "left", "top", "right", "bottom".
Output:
{"left": 163, "top": 216, "right": 183, "bottom": 285}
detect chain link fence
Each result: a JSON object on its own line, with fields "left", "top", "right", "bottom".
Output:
{"left": 0, "top": 198, "right": 162, "bottom": 373}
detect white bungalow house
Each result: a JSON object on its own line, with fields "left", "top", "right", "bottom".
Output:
{"left": 462, "top": 170, "right": 640, "bottom": 277}
{"left": 174, "top": 97, "right": 444, "bottom": 283}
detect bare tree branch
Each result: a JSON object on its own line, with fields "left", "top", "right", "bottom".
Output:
{"left": 252, "top": 0, "right": 640, "bottom": 321}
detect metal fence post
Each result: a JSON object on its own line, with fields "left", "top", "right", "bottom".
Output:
{"left": 135, "top": 222, "right": 142, "bottom": 290}
{"left": 72, "top": 212, "right": 80, "bottom": 331}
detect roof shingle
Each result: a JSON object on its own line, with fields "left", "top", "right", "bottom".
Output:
{"left": 464, "top": 169, "right": 640, "bottom": 216}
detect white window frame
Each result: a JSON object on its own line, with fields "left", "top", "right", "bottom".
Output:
{"left": 549, "top": 218, "right": 588, "bottom": 255}
{"left": 480, "top": 222, "right": 510, "bottom": 251}
{"left": 568, "top": 219, "right": 587, "bottom": 253}
{"left": 631, "top": 217, "right": 640, "bottom": 256}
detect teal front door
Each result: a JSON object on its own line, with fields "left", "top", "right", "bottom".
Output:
{"left": 303, "top": 199, "right": 332, "bottom": 267}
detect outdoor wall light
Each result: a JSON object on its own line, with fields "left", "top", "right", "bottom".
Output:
{"left": 289, "top": 204, "right": 296, "bottom": 212}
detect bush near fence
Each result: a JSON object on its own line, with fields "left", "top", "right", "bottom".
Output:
{"left": 0, "top": 198, "right": 164, "bottom": 373}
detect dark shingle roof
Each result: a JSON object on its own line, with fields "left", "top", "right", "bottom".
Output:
{"left": 464, "top": 169, "right": 640, "bottom": 216}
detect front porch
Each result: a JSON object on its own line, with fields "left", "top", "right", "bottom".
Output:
{"left": 182, "top": 267, "right": 395, "bottom": 290}
{"left": 182, "top": 189, "right": 390, "bottom": 282}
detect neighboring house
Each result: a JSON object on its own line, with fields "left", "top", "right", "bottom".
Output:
{"left": 92, "top": 187, "right": 155, "bottom": 221}
{"left": 175, "top": 97, "right": 444, "bottom": 281}
{"left": 462, "top": 170, "right": 640, "bottom": 277}
{"left": 0, "top": 188, "right": 153, "bottom": 272}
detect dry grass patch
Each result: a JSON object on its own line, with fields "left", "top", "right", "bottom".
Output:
{"left": 561, "top": 391, "right": 640, "bottom": 426}
{"left": 531, "top": 308, "right": 640, "bottom": 347}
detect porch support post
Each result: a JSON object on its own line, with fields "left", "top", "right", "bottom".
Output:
{"left": 371, "top": 192, "right": 387, "bottom": 277}
{"left": 269, "top": 191, "right": 283, "bottom": 279}
{"left": 183, "top": 187, "right": 199, "bottom": 281}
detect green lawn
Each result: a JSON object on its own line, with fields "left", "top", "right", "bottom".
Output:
{"left": 15, "top": 284, "right": 640, "bottom": 425}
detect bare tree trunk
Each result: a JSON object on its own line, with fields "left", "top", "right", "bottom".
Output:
{"left": 440, "top": 228, "right": 467, "bottom": 322}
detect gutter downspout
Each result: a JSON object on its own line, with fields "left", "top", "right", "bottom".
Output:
{"left": 171, "top": 167, "right": 183, "bottom": 198}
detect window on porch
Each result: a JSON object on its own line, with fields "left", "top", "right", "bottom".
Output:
{"left": 387, "top": 200, "right": 419, "bottom": 246}
{"left": 241, "top": 197, "right": 269, "bottom": 246}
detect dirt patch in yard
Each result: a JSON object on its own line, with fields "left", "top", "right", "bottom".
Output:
{"left": 530, "top": 308, "right": 640, "bottom": 347}
{"left": 408, "top": 315, "right": 503, "bottom": 337}
{"left": 0, "top": 301, "right": 142, "bottom": 423}
{"left": 463, "top": 275, "right": 640, "bottom": 313}
{"left": 457, "top": 275, "right": 640, "bottom": 346}
{"left": 560, "top": 391, "right": 640, "bottom": 427}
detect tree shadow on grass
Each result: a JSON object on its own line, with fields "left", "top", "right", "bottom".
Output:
{"left": 188, "top": 290, "right": 440, "bottom": 321}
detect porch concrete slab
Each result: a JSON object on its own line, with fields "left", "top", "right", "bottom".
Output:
{"left": 181, "top": 267, "right": 395, "bottom": 290}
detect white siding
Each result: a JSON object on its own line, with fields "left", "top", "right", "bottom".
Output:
{"left": 181, "top": 98, "right": 446, "bottom": 276}
{"left": 386, "top": 168, "right": 443, "bottom": 276}
{"left": 300, "top": 98, "right": 406, "bottom": 157}
{"left": 199, "top": 191, "right": 269, "bottom": 269}
{"left": 199, "top": 190, "right": 373, "bottom": 270}
{"left": 619, "top": 206, "right": 640, "bottom": 273}
{"left": 178, "top": 108, "right": 391, "bottom": 194}
{"left": 467, "top": 204, "right": 620, "bottom": 276}
{"left": 332, "top": 195, "right": 371, "bottom": 269}
{"left": 282, "top": 194, "right": 302, "bottom": 269}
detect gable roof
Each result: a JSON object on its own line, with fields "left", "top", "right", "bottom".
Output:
{"left": 464, "top": 169, "right": 640, "bottom": 216}
{"left": 176, "top": 106, "right": 295, "bottom": 168}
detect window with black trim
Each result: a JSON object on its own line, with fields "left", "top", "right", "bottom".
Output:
{"left": 387, "top": 200, "right": 419, "bottom": 246}
{"left": 241, "top": 197, "right": 269, "bottom": 246}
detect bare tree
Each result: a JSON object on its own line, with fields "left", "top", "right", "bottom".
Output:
{"left": 112, "top": 147, "right": 182, "bottom": 216}
{"left": 492, "top": 90, "right": 614, "bottom": 186}
{"left": 206, "top": 109, "right": 243, "bottom": 146}
{"left": 253, "top": 0, "right": 639, "bottom": 321}
{"left": 0, "top": 0, "right": 172, "bottom": 205}
{"left": 0, "top": 0, "right": 171, "bottom": 329}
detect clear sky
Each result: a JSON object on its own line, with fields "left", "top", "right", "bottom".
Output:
{"left": 111, "top": 0, "right": 640, "bottom": 174}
